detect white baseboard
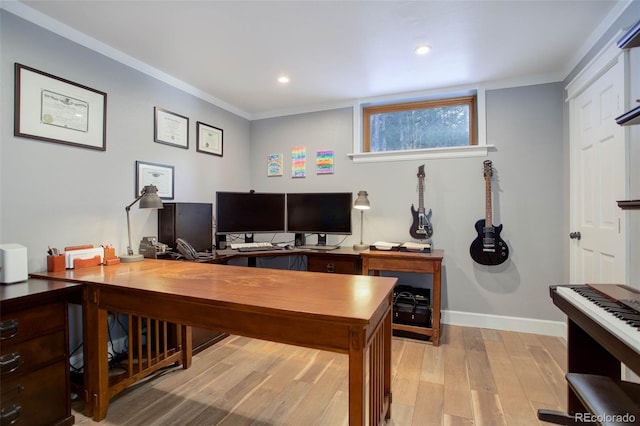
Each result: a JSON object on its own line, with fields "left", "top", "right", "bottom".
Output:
{"left": 442, "top": 309, "right": 567, "bottom": 338}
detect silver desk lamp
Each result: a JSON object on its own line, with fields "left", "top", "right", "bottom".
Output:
{"left": 353, "top": 190, "right": 371, "bottom": 251}
{"left": 121, "top": 185, "right": 163, "bottom": 263}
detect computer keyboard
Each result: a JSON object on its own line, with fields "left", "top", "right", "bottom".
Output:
{"left": 230, "top": 242, "right": 283, "bottom": 252}
{"left": 298, "top": 245, "right": 339, "bottom": 251}
{"left": 237, "top": 245, "right": 284, "bottom": 252}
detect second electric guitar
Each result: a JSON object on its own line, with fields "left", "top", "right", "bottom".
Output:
{"left": 470, "top": 160, "right": 509, "bottom": 265}
{"left": 409, "top": 164, "right": 433, "bottom": 239}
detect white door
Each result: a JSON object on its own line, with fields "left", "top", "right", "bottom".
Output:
{"left": 568, "top": 43, "right": 627, "bottom": 285}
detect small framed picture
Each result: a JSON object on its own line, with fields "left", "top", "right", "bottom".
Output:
{"left": 267, "top": 153, "right": 284, "bottom": 176}
{"left": 135, "top": 160, "right": 174, "bottom": 199}
{"left": 154, "top": 107, "right": 189, "bottom": 149}
{"left": 14, "top": 63, "right": 107, "bottom": 150}
{"left": 196, "top": 121, "right": 223, "bottom": 156}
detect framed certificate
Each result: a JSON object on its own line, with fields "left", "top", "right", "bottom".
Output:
{"left": 154, "top": 107, "right": 189, "bottom": 149}
{"left": 14, "top": 63, "right": 107, "bottom": 150}
{"left": 135, "top": 161, "right": 174, "bottom": 199}
{"left": 196, "top": 121, "right": 223, "bottom": 156}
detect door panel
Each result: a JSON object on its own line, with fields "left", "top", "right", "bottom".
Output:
{"left": 571, "top": 56, "right": 626, "bottom": 284}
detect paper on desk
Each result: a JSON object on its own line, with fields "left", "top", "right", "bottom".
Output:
{"left": 65, "top": 247, "right": 104, "bottom": 268}
{"left": 401, "top": 241, "right": 431, "bottom": 252}
{"left": 372, "top": 241, "right": 400, "bottom": 250}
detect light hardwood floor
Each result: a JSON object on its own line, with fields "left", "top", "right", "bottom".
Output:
{"left": 72, "top": 324, "right": 567, "bottom": 425}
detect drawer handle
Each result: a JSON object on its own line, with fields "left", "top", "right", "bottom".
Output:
{"left": 0, "top": 319, "right": 18, "bottom": 340}
{"left": 0, "top": 403, "right": 21, "bottom": 425}
{"left": 326, "top": 263, "right": 335, "bottom": 273}
{"left": 0, "top": 352, "right": 20, "bottom": 375}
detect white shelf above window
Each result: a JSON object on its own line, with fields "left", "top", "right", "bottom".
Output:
{"left": 347, "top": 144, "right": 493, "bottom": 163}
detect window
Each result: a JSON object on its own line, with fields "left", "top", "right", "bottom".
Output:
{"left": 363, "top": 95, "right": 477, "bottom": 153}
{"left": 349, "top": 88, "right": 488, "bottom": 162}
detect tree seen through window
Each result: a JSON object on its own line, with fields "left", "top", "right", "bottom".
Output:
{"left": 363, "top": 95, "right": 476, "bottom": 152}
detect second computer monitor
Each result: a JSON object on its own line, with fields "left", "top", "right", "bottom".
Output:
{"left": 286, "top": 192, "right": 352, "bottom": 246}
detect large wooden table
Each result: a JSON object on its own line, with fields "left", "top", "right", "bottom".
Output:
{"left": 31, "top": 260, "right": 397, "bottom": 425}
{"left": 361, "top": 249, "right": 444, "bottom": 346}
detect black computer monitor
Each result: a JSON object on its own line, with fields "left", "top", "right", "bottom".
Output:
{"left": 286, "top": 192, "right": 352, "bottom": 246}
{"left": 215, "top": 192, "right": 286, "bottom": 236}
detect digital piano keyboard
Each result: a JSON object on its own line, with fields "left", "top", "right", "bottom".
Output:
{"left": 551, "top": 284, "right": 640, "bottom": 376}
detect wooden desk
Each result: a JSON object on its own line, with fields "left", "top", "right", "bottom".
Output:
{"left": 32, "top": 260, "right": 396, "bottom": 425}
{"left": 360, "top": 249, "right": 444, "bottom": 346}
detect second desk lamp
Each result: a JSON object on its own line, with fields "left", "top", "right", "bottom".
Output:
{"left": 353, "top": 190, "right": 371, "bottom": 251}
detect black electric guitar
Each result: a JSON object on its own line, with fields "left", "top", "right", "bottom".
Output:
{"left": 409, "top": 164, "right": 433, "bottom": 239}
{"left": 470, "top": 160, "right": 509, "bottom": 265}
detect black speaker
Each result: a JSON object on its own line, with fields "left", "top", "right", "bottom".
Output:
{"left": 294, "top": 233, "right": 306, "bottom": 246}
{"left": 216, "top": 234, "right": 227, "bottom": 250}
{"left": 158, "top": 202, "right": 213, "bottom": 252}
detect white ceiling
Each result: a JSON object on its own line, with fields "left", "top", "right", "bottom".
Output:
{"left": 6, "top": 1, "right": 632, "bottom": 119}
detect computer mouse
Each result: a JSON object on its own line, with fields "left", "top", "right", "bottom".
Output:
{"left": 285, "top": 244, "right": 293, "bottom": 250}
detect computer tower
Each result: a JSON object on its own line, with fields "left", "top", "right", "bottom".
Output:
{"left": 157, "top": 202, "right": 221, "bottom": 353}
{"left": 158, "top": 202, "right": 213, "bottom": 252}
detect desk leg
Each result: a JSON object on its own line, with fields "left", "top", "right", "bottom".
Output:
{"left": 94, "top": 307, "right": 110, "bottom": 421}
{"left": 361, "top": 257, "right": 369, "bottom": 276}
{"left": 432, "top": 261, "right": 441, "bottom": 346}
{"left": 383, "top": 307, "right": 392, "bottom": 421}
{"left": 181, "top": 325, "right": 192, "bottom": 369}
{"left": 349, "top": 327, "right": 366, "bottom": 425}
{"left": 84, "top": 287, "right": 110, "bottom": 421}
{"left": 81, "top": 286, "right": 93, "bottom": 418}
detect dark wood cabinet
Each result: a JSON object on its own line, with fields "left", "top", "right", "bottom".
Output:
{"left": 616, "top": 18, "right": 640, "bottom": 126}
{"left": 0, "top": 279, "right": 79, "bottom": 426}
{"left": 616, "top": 19, "right": 640, "bottom": 207}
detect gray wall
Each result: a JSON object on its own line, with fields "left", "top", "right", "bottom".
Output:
{"left": 1, "top": 11, "right": 251, "bottom": 274}
{"left": 250, "top": 83, "right": 566, "bottom": 324}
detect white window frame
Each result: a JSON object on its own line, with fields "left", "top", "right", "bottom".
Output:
{"left": 348, "top": 85, "right": 491, "bottom": 163}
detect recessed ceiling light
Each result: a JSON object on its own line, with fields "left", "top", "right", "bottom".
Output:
{"left": 277, "top": 75, "right": 290, "bottom": 84}
{"left": 415, "top": 45, "right": 431, "bottom": 55}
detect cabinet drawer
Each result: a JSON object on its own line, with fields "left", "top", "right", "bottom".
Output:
{"left": 0, "top": 302, "right": 65, "bottom": 343}
{"left": 1, "top": 361, "right": 68, "bottom": 426}
{"left": 307, "top": 256, "right": 359, "bottom": 274}
{"left": 1, "top": 330, "right": 66, "bottom": 378}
